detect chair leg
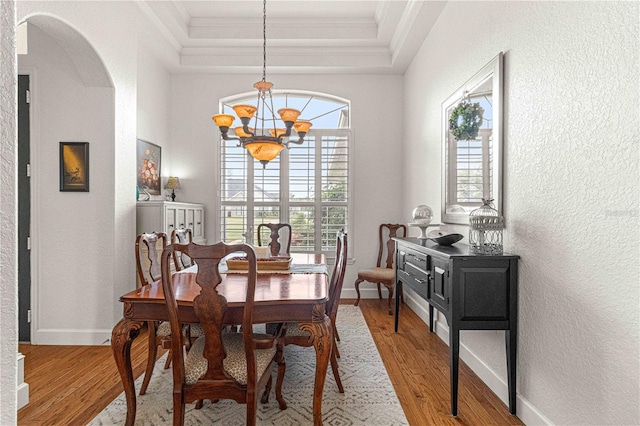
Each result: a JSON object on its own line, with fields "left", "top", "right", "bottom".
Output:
{"left": 163, "top": 348, "right": 172, "bottom": 369}
{"left": 333, "top": 320, "right": 340, "bottom": 342}
{"left": 377, "top": 282, "right": 383, "bottom": 300}
{"left": 332, "top": 322, "right": 341, "bottom": 359}
{"left": 387, "top": 283, "right": 394, "bottom": 315}
{"left": 274, "top": 343, "right": 287, "bottom": 410}
{"left": 139, "top": 321, "right": 158, "bottom": 396}
{"left": 330, "top": 347, "right": 344, "bottom": 393}
{"left": 173, "top": 396, "right": 185, "bottom": 426}
{"left": 261, "top": 375, "right": 272, "bottom": 403}
{"left": 353, "top": 278, "right": 364, "bottom": 306}
{"left": 246, "top": 390, "right": 258, "bottom": 426}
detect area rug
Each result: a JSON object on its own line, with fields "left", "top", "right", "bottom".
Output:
{"left": 90, "top": 305, "right": 408, "bottom": 425}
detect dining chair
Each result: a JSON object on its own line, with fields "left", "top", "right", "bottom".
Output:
{"left": 171, "top": 228, "right": 193, "bottom": 271}
{"left": 170, "top": 228, "right": 204, "bottom": 350}
{"left": 257, "top": 223, "right": 292, "bottom": 256}
{"left": 353, "top": 223, "right": 407, "bottom": 315}
{"left": 135, "top": 232, "right": 173, "bottom": 396}
{"left": 161, "top": 241, "right": 285, "bottom": 425}
{"left": 268, "top": 230, "right": 348, "bottom": 410}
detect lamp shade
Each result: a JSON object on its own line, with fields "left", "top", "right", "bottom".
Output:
{"left": 269, "top": 128, "right": 287, "bottom": 138}
{"left": 245, "top": 140, "right": 285, "bottom": 162}
{"left": 165, "top": 176, "right": 181, "bottom": 190}
{"left": 278, "top": 108, "right": 301, "bottom": 123}
{"left": 212, "top": 114, "right": 235, "bottom": 128}
{"left": 234, "top": 126, "right": 254, "bottom": 138}
{"left": 293, "top": 120, "right": 312, "bottom": 134}
{"left": 233, "top": 104, "right": 258, "bottom": 119}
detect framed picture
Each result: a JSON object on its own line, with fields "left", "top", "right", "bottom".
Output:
{"left": 136, "top": 139, "right": 161, "bottom": 195}
{"left": 59, "top": 142, "right": 89, "bottom": 192}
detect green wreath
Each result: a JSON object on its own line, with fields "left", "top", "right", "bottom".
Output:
{"left": 449, "top": 100, "right": 484, "bottom": 141}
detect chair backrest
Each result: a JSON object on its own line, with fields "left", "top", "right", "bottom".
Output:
{"left": 327, "top": 230, "right": 348, "bottom": 321}
{"left": 171, "top": 228, "right": 193, "bottom": 270}
{"left": 135, "top": 232, "right": 168, "bottom": 286}
{"left": 161, "top": 241, "right": 260, "bottom": 400}
{"left": 377, "top": 224, "right": 407, "bottom": 269}
{"left": 257, "top": 223, "right": 292, "bottom": 256}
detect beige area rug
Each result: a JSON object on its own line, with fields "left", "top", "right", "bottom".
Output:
{"left": 90, "top": 305, "right": 408, "bottom": 425}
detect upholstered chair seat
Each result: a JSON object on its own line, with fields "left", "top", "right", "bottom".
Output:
{"left": 185, "top": 334, "right": 277, "bottom": 386}
{"left": 357, "top": 267, "right": 395, "bottom": 281}
{"left": 156, "top": 321, "right": 172, "bottom": 337}
{"left": 354, "top": 224, "right": 407, "bottom": 315}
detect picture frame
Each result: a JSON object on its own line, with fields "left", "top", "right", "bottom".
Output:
{"left": 59, "top": 142, "right": 89, "bottom": 192}
{"left": 136, "top": 139, "right": 162, "bottom": 195}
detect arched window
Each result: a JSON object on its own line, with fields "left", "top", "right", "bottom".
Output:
{"left": 217, "top": 91, "right": 351, "bottom": 254}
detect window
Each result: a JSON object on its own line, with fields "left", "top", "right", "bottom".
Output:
{"left": 217, "top": 91, "right": 351, "bottom": 255}
{"left": 446, "top": 92, "right": 493, "bottom": 207}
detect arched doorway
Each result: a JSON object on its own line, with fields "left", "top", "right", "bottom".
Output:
{"left": 17, "top": 15, "right": 115, "bottom": 345}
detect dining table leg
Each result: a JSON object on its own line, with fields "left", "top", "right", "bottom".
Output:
{"left": 299, "top": 304, "right": 333, "bottom": 426}
{"left": 111, "top": 315, "right": 143, "bottom": 426}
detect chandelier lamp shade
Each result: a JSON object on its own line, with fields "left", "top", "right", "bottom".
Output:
{"left": 212, "top": 0, "right": 312, "bottom": 168}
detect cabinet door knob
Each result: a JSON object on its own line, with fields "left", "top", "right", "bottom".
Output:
{"left": 169, "top": 224, "right": 174, "bottom": 228}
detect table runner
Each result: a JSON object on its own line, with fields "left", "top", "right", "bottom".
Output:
{"left": 222, "top": 263, "right": 328, "bottom": 275}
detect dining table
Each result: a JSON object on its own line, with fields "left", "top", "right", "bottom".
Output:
{"left": 111, "top": 252, "right": 332, "bottom": 426}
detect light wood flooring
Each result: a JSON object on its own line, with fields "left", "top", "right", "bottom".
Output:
{"left": 18, "top": 299, "right": 524, "bottom": 425}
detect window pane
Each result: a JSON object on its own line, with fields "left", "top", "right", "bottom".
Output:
{"left": 289, "top": 137, "right": 315, "bottom": 201}
{"left": 289, "top": 206, "right": 315, "bottom": 252}
{"left": 254, "top": 157, "right": 280, "bottom": 202}
{"left": 221, "top": 142, "right": 247, "bottom": 202}
{"left": 321, "top": 206, "right": 347, "bottom": 251}
{"left": 220, "top": 205, "right": 247, "bottom": 243}
{"left": 322, "top": 135, "right": 348, "bottom": 202}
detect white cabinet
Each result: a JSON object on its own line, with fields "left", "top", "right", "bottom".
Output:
{"left": 136, "top": 201, "right": 206, "bottom": 244}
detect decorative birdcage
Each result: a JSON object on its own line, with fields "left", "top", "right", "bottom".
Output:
{"left": 469, "top": 199, "right": 504, "bottom": 255}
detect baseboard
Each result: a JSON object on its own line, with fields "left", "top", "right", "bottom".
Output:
{"left": 402, "top": 287, "right": 551, "bottom": 426}
{"left": 17, "top": 353, "right": 29, "bottom": 409}
{"left": 341, "top": 287, "right": 389, "bottom": 300}
{"left": 17, "top": 383, "right": 29, "bottom": 409}
{"left": 33, "top": 329, "right": 113, "bottom": 346}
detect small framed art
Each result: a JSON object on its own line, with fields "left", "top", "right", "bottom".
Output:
{"left": 60, "top": 142, "right": 89, "bottom": 192}
{"left": 136, "top": 139, "right": 162, "bottom": 195}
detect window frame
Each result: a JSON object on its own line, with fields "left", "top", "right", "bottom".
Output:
{"left": 213, "top": 91, "right": 353, "bottom": 260}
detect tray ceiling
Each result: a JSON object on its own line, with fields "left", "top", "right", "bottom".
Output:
{"left": 137, "top": 0, "right": 446, "bottom": 74}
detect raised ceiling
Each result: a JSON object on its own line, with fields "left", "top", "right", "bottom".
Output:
{"left": 138, "top": 0, "right": 446, "bottom": 74}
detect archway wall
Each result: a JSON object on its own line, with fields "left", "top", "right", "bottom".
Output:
{"left": 17, "top": 1, "right": 140, "bottom": 344}
{"left": 0, "top": 1, "right": 18, "bottom": 422}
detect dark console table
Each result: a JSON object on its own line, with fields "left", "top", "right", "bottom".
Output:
{"left": 393, "top": 237, "right": 519, "bottom": 416}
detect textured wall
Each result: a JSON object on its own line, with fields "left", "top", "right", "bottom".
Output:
{"left": 403, "top": 2, "right": 639, "bottom": 425}
{"left": 0, "top": 0, "right": 17, "bottom": 423}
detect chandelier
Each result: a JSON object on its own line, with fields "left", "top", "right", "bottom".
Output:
{"left": 212, "top": 0, "right": 312, "bottom": 168}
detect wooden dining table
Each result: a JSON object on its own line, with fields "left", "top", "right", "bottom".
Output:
{"left": 111, "top": 253, "right": 332, "bottom": 426}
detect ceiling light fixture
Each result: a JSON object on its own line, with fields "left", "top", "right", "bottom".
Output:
{"left": 211, "top": 0, "right": 311, "bottom": 168}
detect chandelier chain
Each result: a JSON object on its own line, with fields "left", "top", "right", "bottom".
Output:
{"left": 262, "top": 0, "right": 267, "bottom": 82}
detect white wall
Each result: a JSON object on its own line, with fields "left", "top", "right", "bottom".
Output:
{"left": 0, "top": 1, "right": 18, "bottom": 422}
{"left": 136, "top": 43, "right": 172, "bottom": 199}
{"left": 170, "top": 73, "right": 405, "bottom": 289}
{"left": 16, "top": 1, "right": 141, "bottom": 344}
{"left": 19, "top": 24, "right": 115, "bottom": 343}
{"left": 403, "top": 2, "right": 639, "bottom": 425}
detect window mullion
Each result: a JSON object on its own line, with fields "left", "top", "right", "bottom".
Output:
{"left": 315, "top": 131, "right": 323, "bottom": 254}
{"left": 246, "top": 151, "right": 255, "bottom": 244}
{"left": 281, "top": 147, "right": 290, "bottom": 224}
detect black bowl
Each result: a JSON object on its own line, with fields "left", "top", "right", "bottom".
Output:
{"left": 428, "top": 233, "right": 463, "bottom": 246}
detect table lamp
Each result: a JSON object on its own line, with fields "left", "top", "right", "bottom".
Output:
{"left": 165, "top": 176, "right": 181, "bottom": 201}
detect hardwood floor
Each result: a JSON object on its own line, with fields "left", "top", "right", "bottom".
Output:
{"left": 18, "top": 299, "right": 524, "bottom": 425}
